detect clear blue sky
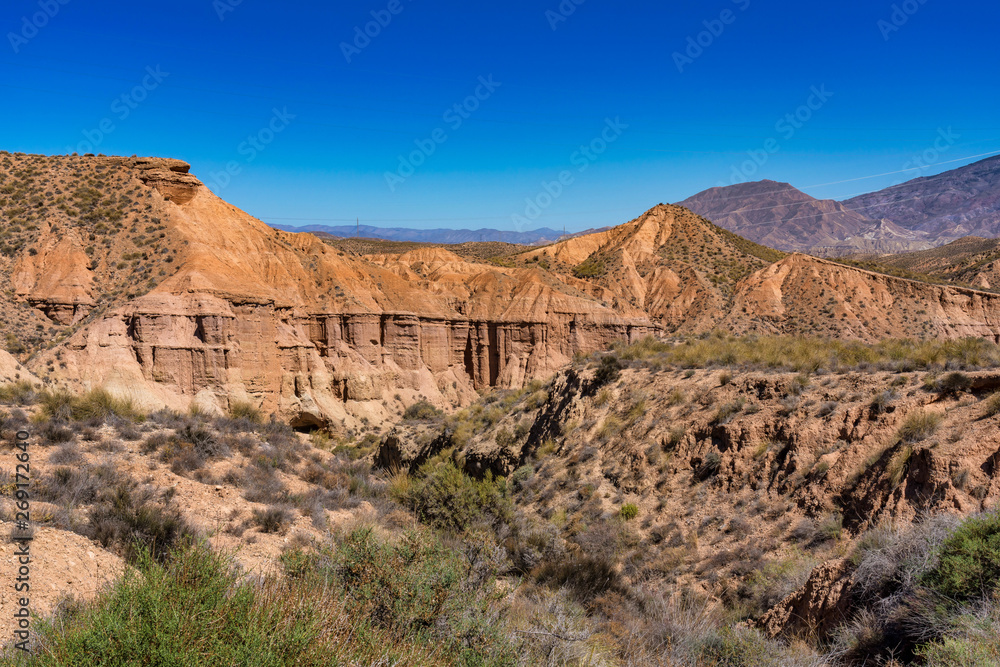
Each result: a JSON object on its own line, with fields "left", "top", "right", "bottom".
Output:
{"left": 3, "top": 0, "right": 999, "bottom": 232}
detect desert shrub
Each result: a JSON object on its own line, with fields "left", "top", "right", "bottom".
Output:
{"left": 593, "top": 354, "right": 622, "bottom": 388}
{"left": 936, "top": 372, "right": 972, "bottom": 395}
{"left": 923, "top": 510, "right": 1000, "bottom": 601}
{"left": 327, "top": 527, "right": 516, "bottom": 663}
{"left": 818, "top": 513, "right": 843, "bottom": 541}
{"left": 835, "top": 514, "right": 979, "bottom": 662}
{"left": 535, "top": 553, "right": 628, "bottom": 603}
{"left": 509, "top": 465, "right": 534, "bottom": 492}
{"left": 48, "top": 442, "right": 82, "bottom": 465}
{"left": 914, "top": 604, "right": 1000, "bottom": 666}
{"left": 394, "top": 459, "right": 513, "bottom": 534}
{"left": 87, "top": 482, "right": 196, "bottom": 563}
{"left": 887, "top": 445, "right": 914, "bottom": 488}
{"left": 604, "top": 334, "right": 1000, "bottom": 374}
{"left": 663, "top": 425, "right": 686, "bottom": 450}
{"left": 38, "top": 420, "right": 74, "bottom": 445}
{"left": 147, "top": 408, "right": 193, "bottom": 430}
{"left": 0, "top": 380, "right": 37, "bottom": 405}
{"left": 116, "top": 421, "right": 142, "bottom": 441}
{"left": 34, "top": 463, "right": 119, "bottom": 511}
{"left": 38, "top": 389, "right": 74, "bottom": 421}
{"left": 252, "top": 505, "right": 294, "bottom": 534}
{"left": 897, "top": 410, "right": 943, "bottom": 444}
{"left": 982, "top": 391, "right": 1000, "bottom": 418}
{"left": 596, "top": 415, "right": 623, "bottom": 441}
{"left": 789, "top": 519, "right": 816, "bottom": 543}
{"left": 523, "top": 389, "right": 548, "bottom": 411}
{"left": 619, "top": 503, "right": 639, "bottom": 521}
{"left": 179, "top": 422, "right": 229, "bottom": 459}
{"left": 237, "top": 460, "right": 288, "bottom": 503}
{"left": 258, "top": 421, "right": 304, "bottom": 470}
{"left": 38, "top": 388, "right": 144, "bottom": 423}
{"left": 870, "top": 389, "right": 897, "bottom": 416}
{"left": 697, "top": 450, "right": 722, "bottom": 480}
{"left": 227, "top": 400, "right": 262, "bottom": 423}
{"left": 713, "top": 399, "right": 745, "bottom": 425}
{"left": 817, "top": 401, "right": 838, "bottom": 417}
{"left": 74, "top": 388, "right": 145, "bottom": 422}
{"left": 697, "top": 624, "right": 821, "bottom": 666}
{"left": 402, "top": 401, "right": 443, "bottom": 421}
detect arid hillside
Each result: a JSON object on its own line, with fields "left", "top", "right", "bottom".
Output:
{"left": 7, "top": 152, "right": 1000, "bottom": 429}
{"left": 849, "top": 235, "right": 1000, "bottom": 291}
{"left": 6, "top": 334, "right": 1000, "bottom": 664}
{"left": 375, "top": 335, "right": 1000, "bottom": 664}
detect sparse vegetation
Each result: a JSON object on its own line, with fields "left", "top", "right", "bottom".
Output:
{"left": 572, "top": 256, "right": 606, "bottom": 279}
{"left": 605, "top": 333, "right": 1000, "bottom": 373}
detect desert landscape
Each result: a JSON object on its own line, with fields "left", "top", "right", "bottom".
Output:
{"left": 3, "top": 2, "right": 1000, "bottom": 665}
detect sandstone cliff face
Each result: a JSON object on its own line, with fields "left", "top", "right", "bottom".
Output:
{"left": 10, "top": 155, "right": 654, "bottom": 426}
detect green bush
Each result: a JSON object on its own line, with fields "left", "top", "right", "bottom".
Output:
{"left": 24, "top": 542, "right": 449, "bottom": 666}
{"left": 326, "top": 527, "right": 516, "bottom": 664}
{"left": 619, "top": 503, "right": 639, "bottom": 521}
{"left": 593, "top": 355, "right": 622, "bottom": 388}
{"left": 394, "top": 459, "right": 513, "bottom": 534}
{"left": 923, "top": 510, "right": 1000, "bottom": 601}
{"left": 402, "top": 400, "right": 443, "bottom": 421}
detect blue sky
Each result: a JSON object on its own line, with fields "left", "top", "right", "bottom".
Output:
{"left": 3, "top": 0, "right": 999, "bottom": 232}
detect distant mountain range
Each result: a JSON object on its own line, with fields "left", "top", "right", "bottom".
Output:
{"left": 843, "top": 154, "right": 1000, "bottom": 240}
{"left": 267, "top": 223, "right": 601, "bottom": 246}
{"left": 679, "top": 155, "right": 1000, "bottom": 256}
{"left": 269, "top": 155, "right": 1000, "bottom": 256}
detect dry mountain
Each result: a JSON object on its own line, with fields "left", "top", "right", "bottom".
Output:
{"left": 844, "top": 154, "right": 1000, "bottom": 240}
{"left": 678, "top": 180, "right": 931, "bottom": 256}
